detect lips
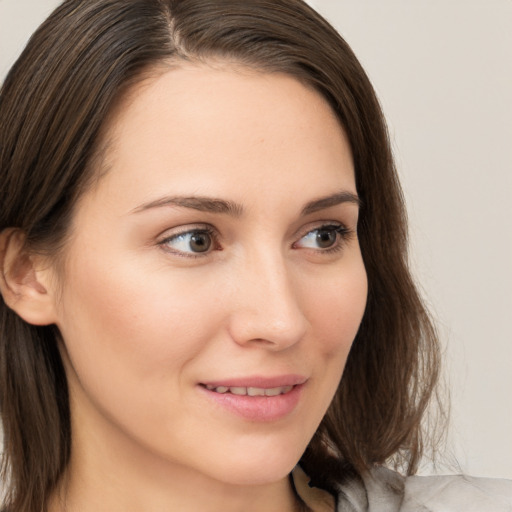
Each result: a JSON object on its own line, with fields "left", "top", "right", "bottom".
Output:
{"left": 204, "top": 384, "right": 293, "bottom": 396}
{"left": 200, "top": 374, "right": 307, "bottom": 390}
{"left": 198, "top": 375, "right": 306, "bottom": 422}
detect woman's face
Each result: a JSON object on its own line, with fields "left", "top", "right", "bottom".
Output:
{"left": 51, "top": 64, "right": 367, "bottom": 486}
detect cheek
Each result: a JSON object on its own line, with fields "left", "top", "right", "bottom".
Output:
{"left": 55, "top": 252, "right": 222, "bottom": 386}
{"left": 306, "top": 261, "right": 368, "bottom": 360}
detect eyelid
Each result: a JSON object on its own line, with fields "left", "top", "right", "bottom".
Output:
{"left": 294, "top": 220, "right": 349, "bottom": 239}
{"left": 293, "top": 221, "right": 354, "bottom": 251}
{"left": 157, "top": 224, "right": 220, "bottom": 258}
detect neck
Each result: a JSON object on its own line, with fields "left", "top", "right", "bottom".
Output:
{"left": 50, "top": 469, "right": 301, "bottom": 512}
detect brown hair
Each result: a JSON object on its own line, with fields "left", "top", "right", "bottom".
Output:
{"left": 0, "top": 0, "right": 441, "bottom": 509}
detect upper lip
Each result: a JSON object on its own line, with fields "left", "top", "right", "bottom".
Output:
{"left": 200, "top": 375, "right": 307, "bottom": 389}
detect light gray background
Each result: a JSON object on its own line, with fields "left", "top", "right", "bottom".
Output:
{"left": 1, "top": 0, "right": 511, "bottom": 478}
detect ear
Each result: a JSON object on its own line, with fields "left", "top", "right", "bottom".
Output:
{"left": 0, "top": 228, "right": 58, "bottom": 326}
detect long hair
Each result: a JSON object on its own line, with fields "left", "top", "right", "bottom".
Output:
{"left": 0, "top": 0, "right": 441, "bottom": 509}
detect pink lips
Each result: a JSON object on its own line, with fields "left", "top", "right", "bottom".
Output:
{"left": 202, "top": 374, "right": 306, "bottom": 389}
{"left": 199, "top": 374, "right": 306, "bottom": 422}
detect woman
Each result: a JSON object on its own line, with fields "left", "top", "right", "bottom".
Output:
{"left": 0, "top": 1, "right": 510, "bottom": 511}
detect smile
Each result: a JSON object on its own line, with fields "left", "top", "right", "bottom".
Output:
{"left": 199, "top": 378, "right": 306, "bottom": 422}
{"left": 204, "top": 384, "right": 294, "bottom": 396}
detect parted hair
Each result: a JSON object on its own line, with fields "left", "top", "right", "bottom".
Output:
{"left": 0, "top": 0, "right": 441, "bottom": 510}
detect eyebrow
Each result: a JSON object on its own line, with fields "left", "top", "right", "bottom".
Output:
{"left": 132, "top": 195, "right": 244, "bottom": 217}
{"left": 301, "top": 191, "right": 361, "bottom": 215}
{"left": 131, "top": 190, "right": 360, "bottom": 217}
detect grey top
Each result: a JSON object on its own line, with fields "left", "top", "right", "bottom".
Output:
{"left": 292, "top": 465, "right": 512, "bottom": 512}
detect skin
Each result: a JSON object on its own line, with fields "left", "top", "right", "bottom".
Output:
{"left": 39, "top": 63, "right": 368, "bottom": 511}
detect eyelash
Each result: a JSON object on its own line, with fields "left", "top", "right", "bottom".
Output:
{"left": 159, "top": 225, "right": 219, "bottom": 259}
{"left": 158, "top": 223, "right": 353, "bottom": 259}
{"left": 293, "top": 224, "right": 353, "bottom": 254}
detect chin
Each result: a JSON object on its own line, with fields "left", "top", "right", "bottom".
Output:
{"left": 195, "top": 440, "right": 306, "bottom": 487}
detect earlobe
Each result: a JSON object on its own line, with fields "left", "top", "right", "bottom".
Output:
{"left": 0, "top": 228, "right": 58, "bottom": 326}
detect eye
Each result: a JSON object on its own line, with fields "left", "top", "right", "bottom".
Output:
{"left": 160, "top": 228, "right": 216, "bottom": 256}
{"left": 295, "top": 224, "right": 350, "bottom": 251}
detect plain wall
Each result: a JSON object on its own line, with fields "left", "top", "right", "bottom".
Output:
{"left": 1, "top": 0, "right": 511, "bottom": 478}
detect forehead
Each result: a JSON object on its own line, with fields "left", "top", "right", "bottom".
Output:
{"left": 82, "top": 62, "right": 355, "bottom": 216}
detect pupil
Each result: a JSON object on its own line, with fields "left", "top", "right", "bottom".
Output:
{"left": 190, "top": 232, "right": 211, "bottom": 252}
{"left": 316, "top": 229, "right": 336, "bottom": 248}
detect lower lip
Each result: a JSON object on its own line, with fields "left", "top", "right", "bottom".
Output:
{"left": 199, "top": 384, "right": 304, "bottom": 422}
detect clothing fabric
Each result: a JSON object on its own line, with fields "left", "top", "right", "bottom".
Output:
{"left": 292, "top": 465, "right": 512, "bottom": 512}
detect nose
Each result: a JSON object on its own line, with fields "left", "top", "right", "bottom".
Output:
{"left": 226, "top": 249, "right": 308, "bottom": 351}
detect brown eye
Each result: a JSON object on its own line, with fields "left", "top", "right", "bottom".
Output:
{"left": 295, "top": 224, "right": 349, "bottom": 252}
{"left": 189, "top": 232, "right": 212, "bottom": 252}
{"left": 162, "top": 229, "right": 214, "bottom": 255}
{"left": 315, "top": 228, "right": 337, "bottom": 248}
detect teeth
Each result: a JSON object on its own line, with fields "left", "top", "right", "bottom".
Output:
{"left": 205, "top": 384, "right": 294, "bottom": 396}
{"left": 247, "top": 387, "right": 265, "bottom": 396}
{"left": 229, "top": 387, "right": 246, "bottom": 396}
{"left": 265, "top": 385, "right": 293, "bottom": 396}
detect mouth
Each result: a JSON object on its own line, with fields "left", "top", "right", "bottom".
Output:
{"left": 198, "top": 376, "right": 306, "bottom": 421}
{"left": 202, "top": 384, "right": 294, "bottom": 396}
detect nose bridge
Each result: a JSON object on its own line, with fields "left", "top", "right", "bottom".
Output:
{"left": 227, "top": 245, "right": 307, "bottom": 349}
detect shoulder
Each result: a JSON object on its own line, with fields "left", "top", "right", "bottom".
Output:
{"left": 333, "top": 466, "right": 512, "bottom": 512}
